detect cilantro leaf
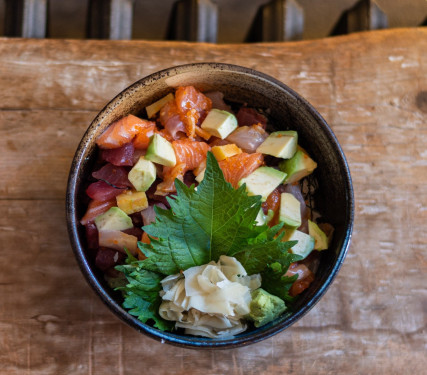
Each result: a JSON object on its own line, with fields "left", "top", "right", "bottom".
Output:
{"left": 115, "top": 262, "right": 173, "bottom": 331}
{"left": 138, "top": 152, "right": 276, "bottom": 275}
{"left": 260, "top": 253, "right": 303, "bottom": 302}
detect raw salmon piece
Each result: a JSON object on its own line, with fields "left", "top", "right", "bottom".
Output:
{"left": 262, "top": 188, "right": 281, "bottom": 214}
{"left": 155, "top": 139, "right": 210, "bottom": 195}
{"left": 80, "top": 199, "right": 116, "bottom": 225}
{"left": 159, "top": 100, "right": 186, "bottom": 139}
{"left": 286, "top": 263, "right": 315, "bottom": 296}
{"left": 219, "top": 152, "right": 264, "bottom": 188}
{"left": 261, "top": 187, "right": 282, "bottom": 226}
{"left": 133, "top": 122, "right": 156, "bottom": 149}
{"left": 175, "top": 86, "right": 212, "bottom": 139}
{"left": 155, "top": 128, "right": 174, "bottom": 142}
{"left": 155, "top": 163, "right": 186, "bottom": 195}
{"left": 173, "top": 139, "right": 210, "bottom": 170}
{"left": 96, "top": 115, "right": 155, "bottom": 150}
{"left": 195, "top": 126, "right": 211, "bottom": 140}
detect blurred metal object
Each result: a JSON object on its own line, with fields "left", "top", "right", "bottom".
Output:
{"left": 246, "top": 0, "right": 304, "bottom": 42}
{"left": 87, "top": 0, "right": 134, "bottom": 40}
{"left": 168, "top": 0, "right": 218, "bottom": 42}
{"left": 330, "top": 0, "right": 388, "bottom": 36}
{"left": 4, "top": 0, "right": 48, "bottom": 38}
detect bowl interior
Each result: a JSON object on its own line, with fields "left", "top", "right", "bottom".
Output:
{"left": 67, "top": 63, "right": 353, "bottom": 349}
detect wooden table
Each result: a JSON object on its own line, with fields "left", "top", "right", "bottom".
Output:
{"left": 0, "top": 28, "right": 426, "bottom": 374}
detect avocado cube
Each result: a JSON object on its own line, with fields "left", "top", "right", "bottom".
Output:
{"left": 282, "top": 229, "right": 315, "bottom": 259}
{"left": 238, "top": 166, "right": 286, "bottom": 202}
{"left": 94, "top": 207, "right": 133, "bottom": 232}
{"left": 145, "top": 133, "right": 177, "bottom": 167}
{"left": 255, "top": 208, "right": 274, "bottom": 226}
{"left": 195, "top": 168, "right": 205, "bottom": 183}
{"left": 201, "top": 109, "right": 238, "bottom": 139}
{"left": 211, "top": 143, "right": 242, "bottom": 161}
{"left": 279, "top": 149, "right": 317, "bottom": 184}
{"left": 145, "top": 93, "right": 174, "bottom": 118}
{"left": 256, "top": 131, "right": 298, "bottom": 159}
{"left": 308, "top": 220, "right": 329, "bottom": 250}
{"left": 128, "top": 156, "right": 157, "bottom": 192}
{"left": 116, "top": 190, "right": 149, "bottom": 215}
{"left": 247, "top": 288, "right": 286, "bottom": 327}
{"left": 279, "top": 193, "right": 302, "bottom": 229}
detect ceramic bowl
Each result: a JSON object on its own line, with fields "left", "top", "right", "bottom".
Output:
{"left": 66, "top": 62, "right": 354, "bottom": 349}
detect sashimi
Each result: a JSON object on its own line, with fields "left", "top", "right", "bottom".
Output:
{"left": 92, "top": 163, "right": 132, "bottom": 188}
{"left": 261, "top": 188, "right": 281, "bottom": 224}
{"left": 85, "top": 222, "right": 99, "bottom": 249}
{"left": 86, "top": 181, "right": 126, "bottom": 201}
{"left": 236, "top": 107, "right": 267, "bottom": 128}
{"left": 80, "top": 198, "right": 116, "bottom": 225}
{"left": 219, "top": 152, "right": 264, "bottom": 188}
{"left": 226, "top": 125, "right": 268, "bottom": 153}
{"left": 101, "top": 142, "right": 134, "bottom": 166}
{"left": 95, "top": 247, "right": 126, "bottom": 271}
{"left": 133, "top": 122, "right": 156, "bottom": 149}
{"left": 285, "top": 263, "right": 315, "bottom": 296}
{"left": 175, "top": 86, "right": 212, "bottom": 139}
{"left": 156, "top": 139, "right": 210, "bottom": 195}
{"left": 159, "top": 100, "right": 186, "bottom": 139}
{"left": 96, "top": 115, "right": 154, "bottom": 149}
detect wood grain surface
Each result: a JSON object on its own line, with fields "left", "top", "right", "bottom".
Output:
{"left": 0, "top": 28, "right": 426, "bottom": 374}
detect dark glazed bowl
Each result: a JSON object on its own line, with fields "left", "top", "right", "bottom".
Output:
{"left": 66, "top": 63, "right": 354, "bottom": 349}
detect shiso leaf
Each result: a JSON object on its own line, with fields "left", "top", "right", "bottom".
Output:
{"left": 115, "top": 263, "right": 174, "bottom": 331}
{"left": 138, "top": 152, "right": 289, "bottom": 275}
{"left": 116, "top": 151, "right": 299, "bottom": 330}
{"left": 260, "top": 253, "right": 303, "bottom": 302}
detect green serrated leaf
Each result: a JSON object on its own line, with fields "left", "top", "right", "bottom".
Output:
{"left": 116, "top": 151, "right": 302, "bottom": 331}
{"left": 137, "top": 152, "right": 273, "bottom": 275}
{"left": 234, "top": 237, "right": 297, "bottom": 275}
{"left": 115, "top": 258, "right": 172, "bottom": 331}
{"left": 261, "top": 253, "right": 303, "bottom": 302}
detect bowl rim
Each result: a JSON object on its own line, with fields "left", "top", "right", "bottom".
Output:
{"left": 66, "top": 62, "right": 354, "bottom": 349}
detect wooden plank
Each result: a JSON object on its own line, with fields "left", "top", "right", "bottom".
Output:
{"left": 0, "top": 29, "right": 426, "bottom": 374}
{"left": 0, "top": 201, "right": 425, "bottom": 374}
{"left": 0, "top": 28, "right": 425, "bottom": 111}
{"left": 0, "top": 110, "right": 96, "bottom": 200}
{"left": 0, "top": 28, "right": 426, "bottom": 201}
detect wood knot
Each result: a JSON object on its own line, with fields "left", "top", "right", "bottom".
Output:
{"left": 415, "top": 91, "right": 427, "bottom": 113}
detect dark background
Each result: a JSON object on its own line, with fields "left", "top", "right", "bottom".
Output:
{"left": 0, "top": 0, "right": 425, "bottom": 42}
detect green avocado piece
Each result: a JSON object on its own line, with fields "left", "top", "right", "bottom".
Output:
{"left": 238, "top": 166, "right": 286, "bottom": 202}
{"left": 247, "top": 288, "right": 287, "bottom": 327}
{"left": 279, "top": 192, "right": 302, "bottom": 229}
{"left": 201, "top": 109, "right": 238, "bottom": 139}
{"left": 145, "top": 133, "right": 177, "bottom": 167}
{"left": 308, "top": 220, "right": 329, "bottom": 250}
{"left": 128, "top": 156, "right": 157, "bottom": 192}
{"left": 279, "top": 148, "right": 317, "bottom": 184}
{"left": 282, "top": 229, "right": 315, "bottom": 259}
{"left": 195, "top": 167, "right": 205, "bottom": 183}
{"left": 256, "top": 130, "right": 298, "bottom": 158}
{"left": 255, "top": 208, "right": 275, "bottom": 226}
{"left": 94, "top": 207, "right": 133, "bottom": 232}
